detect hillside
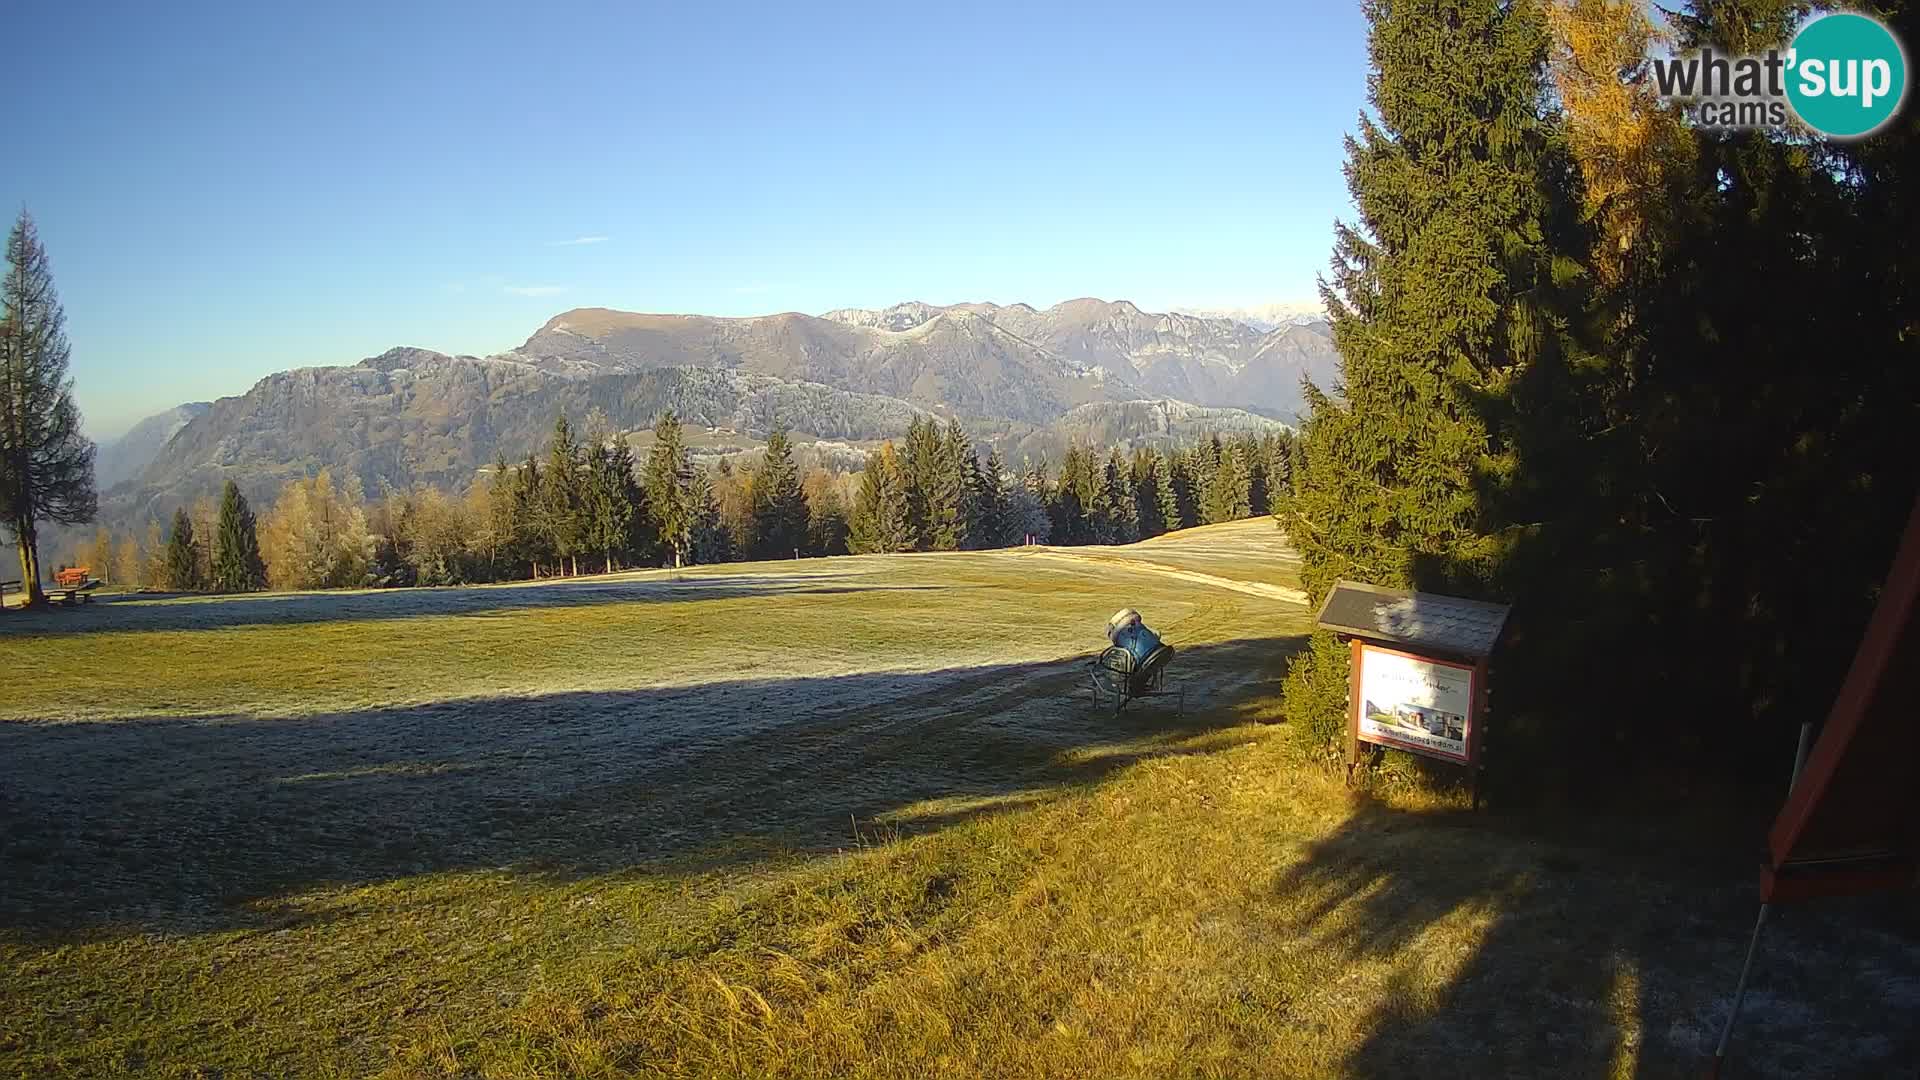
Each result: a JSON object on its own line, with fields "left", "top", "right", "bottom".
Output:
{"left": 105, "top": 352, "right": 934, "bottom": 528}
{"left": 1, "top": 520, "right": 1910, "bottom": 1078}
{"left": 95, "top": 402, "right": 210, "bottom": 488}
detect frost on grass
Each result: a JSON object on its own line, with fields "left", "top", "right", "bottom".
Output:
{"left": 0, "top": 542, "right": 1299, "bottom": 933}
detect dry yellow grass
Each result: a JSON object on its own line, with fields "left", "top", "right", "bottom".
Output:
{"left": 2, "top": 520, "right": 1914, "bottom": 1078}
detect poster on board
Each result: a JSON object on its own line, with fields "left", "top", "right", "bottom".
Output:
{"left": 1356, "top": 644, "right": 1476, "bottom": 764}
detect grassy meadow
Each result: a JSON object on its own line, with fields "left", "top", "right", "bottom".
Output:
{"left": 2, "top": 520, "right": 1915, "bottom": 1079}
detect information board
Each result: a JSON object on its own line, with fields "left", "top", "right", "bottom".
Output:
{"left": 1353, "top": 643, "right": 1478, "bottom": 765}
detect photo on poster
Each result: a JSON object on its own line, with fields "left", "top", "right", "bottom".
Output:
{"left": 1357, "top": 645, "right": 1474, "bottom": 763}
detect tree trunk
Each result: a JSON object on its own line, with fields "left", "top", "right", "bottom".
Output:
{"left": 16, "top": 524, "right": 44, "bottom": 607}
{"left": 606, "top": 552, "right": 614, "bottom": 574}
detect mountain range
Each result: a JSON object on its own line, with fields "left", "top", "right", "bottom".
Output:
{"left": 79, "top": 299, "right": 1339, "bottom": 545}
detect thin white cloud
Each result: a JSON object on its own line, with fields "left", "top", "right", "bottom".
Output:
{"left": 551, "top": 235, "right": 608, "bottom": 246}
{"left": 505, "top": 284, "right": 567, "bottom": 297}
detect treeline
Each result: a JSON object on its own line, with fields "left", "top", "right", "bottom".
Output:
{"left": 846, "top": 417, "right": 1293, "bottom": 554}
{"left": 73, "top": 411, "right": 1293, "bottom": 592}
{"left": 1279, "top": 0, "right": 1919, "bottom": 798}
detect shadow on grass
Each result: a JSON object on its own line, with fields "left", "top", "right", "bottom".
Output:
{"left": 0, "top": 634, "right": 1305, "bottom": 942}
{"left": 0, "top": 570, "right": 945, "bottom": 637}
{"left": 1271, "top": 797, "right": 1920, "bottom": 1079}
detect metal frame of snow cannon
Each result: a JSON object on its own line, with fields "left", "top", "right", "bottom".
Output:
{"left": 1088, "top": 644, "right": 1182, "bottom": 716}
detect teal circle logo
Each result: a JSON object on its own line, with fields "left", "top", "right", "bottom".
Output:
{"left": 1786, "top": 13, "right": 1908, "bottom": 138}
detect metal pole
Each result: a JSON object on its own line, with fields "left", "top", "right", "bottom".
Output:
{"left": 1710, "top": 720, "right": 1815, "bottom": 1077}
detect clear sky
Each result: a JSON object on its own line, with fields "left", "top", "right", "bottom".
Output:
{"left": 8, "top": 1, "right": 1369, "bottom": 438}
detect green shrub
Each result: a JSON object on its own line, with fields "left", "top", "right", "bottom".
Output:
{"left": 1281, "top": 630, "right": 1350, "bottom": 761}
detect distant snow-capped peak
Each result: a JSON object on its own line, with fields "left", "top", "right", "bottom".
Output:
{"left": 1172, "top": 301, "right": 1327, "bottom": 331}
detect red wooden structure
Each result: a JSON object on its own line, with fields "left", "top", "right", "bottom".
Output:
{"left": 1711, "top": 493, "right": 1920, "bottom": 1074}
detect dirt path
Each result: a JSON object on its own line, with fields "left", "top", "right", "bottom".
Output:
{"left": 1018, "top": 547, "right": 1311, "bottom": 606}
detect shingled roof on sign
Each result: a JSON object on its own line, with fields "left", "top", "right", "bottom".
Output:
{"left": 1314, "top": 580, "right": 1511, "bottom": 661}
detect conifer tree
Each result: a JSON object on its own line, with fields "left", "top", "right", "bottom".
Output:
{"left": 481, "top": 453, "right": 520, "bottom": 577}
{"left": 1152, "top": 449, "right": 1179, "bottom": 536}
{"left": 944, "top": 421, "right": 980, "bottom": 549}
{"left": 1278, "top": 0, "right": 1580, "bottom": 754}
{"left": 211, "top": 480, "right": 266, "bottom": 592}
{"left": 1015, "top": 460, "right": 1052, "bottom": 545}
{"left": 901, "top": 416, "right": 962, "bottom": 550}
{"left": 164, "top": 507, "right": 201, "bottom": 591}
{"left": 643, "top": 411, "right": 695, "bottom": 567}
{"left": 1202, "top": 442, "right": 1250, "bottom": 524}
{"left": 1103, "top": 447, "right": 1138, "bottom": 543}
{"left": 803, "top": 469, "right": 851, "bottom": 556}
{"left": 751, "top": 425, "right": 807, "bottom": 559}
{"left": 849, "top": 443, "right": 912, "bottom": 554}
{"left": 1167, "top": 447, "right": 1199, "bottom": 529}
{"left": 517, "top": 453, "right": 551, "bottom": 576}
{"left": 688, "top": 466, "right": 731, "bottom": 564}
{"left": 976, "top": 449, "right": 1011, "bottom": 549}
{"left": 540, "top": 415, "right": 585, "bottom": 576}
{"left": 581, "top": 420, "right": 636, "bottom": 573}
{"left": 1, "top": 212, "right": 96, "bottom": 604}
{"left": 610, "top": 435, "right": 652, "bottom": 565}
{"left": 1130, "top": 447, "right": 1162, "bottom": 538}
{"left": 1239, "top": 435, "right": 1271, "bottom": 516}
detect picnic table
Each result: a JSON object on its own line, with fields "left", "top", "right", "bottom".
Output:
{"left": 47, "top": 579, "right": 101, "bottom": 606}
{"left": 0, "top": 571, "right": 102, "bottom": 608}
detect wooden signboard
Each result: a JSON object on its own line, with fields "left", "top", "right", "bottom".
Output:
{"left": 1315, "top": 581, "right": 1510, "bottom": 795}
{"left": 1349, "top": 641, "right": 1484, "bottom": 767}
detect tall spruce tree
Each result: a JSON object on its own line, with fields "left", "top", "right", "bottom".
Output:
{"left": 164, "top": 507, "right": 202, "bottom": 591}
{"left": 610, "top": 435, "right": 652, "bottom": 565}
{"left": 688, "top": 467, "right": 731, "bottom": 564}
{"left": 517, "top": 453, "right": 552, "bottom": 576}
{"left": 211, "top": 480, "right": 266, "bottom": 592}
{"left": 0, "top": 212, "right": 96, "bottom": 605}
{"left": 977, "top": 449, "right": 1011, "bottom": 549}
{"left": 901, "top": 417, "right": 962, "bottom": 550}
{"left": 1240, "top": 435, "right": 1271, "bottom": 516}
{"left": 540, "top": 415, "right": 585, "bottom": 576}
{"left": 1278, "top": 0, "right": 1581, "bottom": 757}
{"left": 1167, "top": 447, "right": 1200, "bottom": 529}
{"left": 1202, "top": 442, "right": 1250, "bottom": 524}
{"left": 1152, "top": 449, "right": 1179, "bottom": 536}
{"left": 1016, "top": 460, "right": 1052, "bottom": 545}
{"left": 944, "top": 421, "right": 981, "bottom": 550}
{"left": 1051, "top": 444, "right": 1097, "bottom": 545}
{"left": 848, "top": 444, "right": 912, "bottom": 554}
{"left": 751, "top": 425, "right": 808, "bottom": 559}
{"left": 644, "top": 411, "right": 695, "bottom": 567}
{"left": 1103, "top": 448, "right": 1139, "bottom": 543}
{"left": 482, "top": 453, "right": 519, "bottom": 577}
{"left": 1130, "top": 447, "right": 1164, "bottom": 538}
{"left": 581, "top": 419, "right": 637, "bottom": 573}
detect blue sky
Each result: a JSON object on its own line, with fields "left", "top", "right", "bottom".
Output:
{"left": 8, "top": 1, "right": 1368, "bottom": 437}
